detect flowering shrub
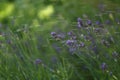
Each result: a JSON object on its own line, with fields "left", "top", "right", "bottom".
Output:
{"left": 51, "top": 14, "right": 120, "bottom": 79}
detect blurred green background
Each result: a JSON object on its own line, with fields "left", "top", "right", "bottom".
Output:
{"left": 0, "top": 0, "right": 120, "bottom": 38}
{"left": 1, "top": 0, "right": 120, "bottom": 24}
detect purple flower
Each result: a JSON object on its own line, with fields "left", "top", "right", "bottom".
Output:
{"left": 67, "top": 31, "right": 73, "bottom": 36}
{"left": 56, "top": 34, "right": 65, "bottom": 39}
{"left": 68, "top": 31, "right": 77, "bottom": 40}
{"left": 94, "top": 28, "right": 101, "bottom": 33}
{"left": 71, "top": 36, "right": 77, "bottom": 40}
{"left": 105, "top": 20, "right": 111, "bottom": 25}
{"left": 95, "top": 21, "right": 101, "bottom": 25}
{"left": 84, "top": 35, "right": 93, "bottom": 41}
{"left": 51, "top": 32, "right": 65, "bottom": 40}
{"left": 92, "top": 46, "right": 98, "bottom": 54}
{"left": 35, "top": 59, "right": 42, "bottom": 64}
{"left": 66, "top": 40, "right": 76, "bottom": 46}
{"left": 79, "top": 42, "right": 85, "bottom": 47}
{"left": 69, "top": 48, "right": 76, "bottom": 54}
{"left": 77, "top": 18, "right": 83, "bottom": 28}
{"left": 87, "top": 20, "right": 92, "bottom": 25}
{"left": 100, "top": 62, "right": 107, "bottom": 71}
{"left": 51, "top": 32, "right": 57, "bottom": 37}
{"left": 77, "top": 18, "right": 82, "bottom": 23}
{"left": 95, "top": 21, "right": 104, "bottom": 27}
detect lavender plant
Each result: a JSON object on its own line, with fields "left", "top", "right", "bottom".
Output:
{"left": 0, "top": 0, "right": 120, "bottom": 80}
{"left": 51, "top": 12, "right": 120, "bottom": 80}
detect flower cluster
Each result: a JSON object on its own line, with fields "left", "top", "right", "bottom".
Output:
{"left": 51, "top": 13, "right": 120, "bottom": 77}
{"left": 51, "top": 32, "right": 65, "bottom": 40}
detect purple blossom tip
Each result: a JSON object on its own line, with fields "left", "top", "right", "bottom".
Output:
{"left": 79, "top": 42, "right": 85, "bottom": 47}
{"left": 100, "top": 62, "right": 107, "bottom": 71}
{"left": 66, "top": 40, "right": 76, "bottom": 46}
{"left": 51, "top": 32, "right": 57, "bottom": 37}
{"left": 95, "top": 21, "right": 101, "bottom": 25}
{"left": 67, "top": 31, "right": 73, "bottom": 36}
{"left": 87, "top": 20, "right": 92, "bottom": 25}
{"left": 35, "top": 59, "right": 42, "bottom": 64}
{"left": 77, "top": 17, "right": 83, "bottom": 28}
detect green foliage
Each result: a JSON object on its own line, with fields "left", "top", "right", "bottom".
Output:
{"left": 0, "top": 0, "right": 120, "bottom": 80}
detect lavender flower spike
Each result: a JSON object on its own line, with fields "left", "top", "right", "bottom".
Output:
{"left": 35, "top": 59, "right": 42, "bottom": 64}
{"left": 77, "top": 18, "right": 83, "bottom": 28}
{"left": 100, "top": 62, "right": 107, "bottom": 71}
{"left": 66, "top": 40, "right": 76, "bottom": 46}
{"left": 87, "top": 20, "right": 92, "bottom": 25}
{"left": 51, "top": 32, "right": 57, "bottom": 37}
